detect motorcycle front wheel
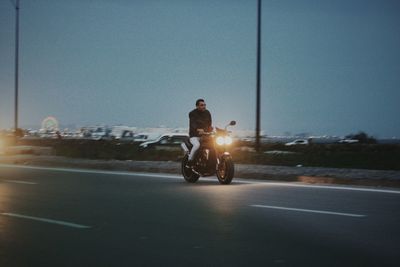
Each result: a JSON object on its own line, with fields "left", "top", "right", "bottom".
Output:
{"left": 216, "top": 157, "right": 234, "bottom": 184}
{"left": 181, "top": 154, "right": 200, "bottom": 183}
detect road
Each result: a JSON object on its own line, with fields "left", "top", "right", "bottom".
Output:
{"left": 1, "top": 164, "right": 399, "bottom": 267}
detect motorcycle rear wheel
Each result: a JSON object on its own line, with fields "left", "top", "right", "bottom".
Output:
{"left": 181, "top": 154, "right": 200, "bottom": 183}
{"left": 216, "top": 157, "right": 234, "bottom": 184}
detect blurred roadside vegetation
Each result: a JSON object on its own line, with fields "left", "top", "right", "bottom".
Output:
{"left": 234, "top": 142, "right": 400, "bottom": 170}
{"left": 7, "top": 138, "right": 399, "bottom": 171}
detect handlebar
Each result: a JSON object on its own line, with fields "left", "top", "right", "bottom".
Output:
{"left": 200, "top": 130, "right": 230, "bottom": 136}
{"left": 200, "top": 131, "right": 214, "bottom": 136}
{"left": 198, "top": 125, "right": 233, "bottom": 136}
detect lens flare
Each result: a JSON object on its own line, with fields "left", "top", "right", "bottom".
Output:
{"left": 216, "top": 136, "right": 225, "bottom": 145}
{"left": 224, "top": 136, "right": 233, "bottom": 145}
{"left": 216, "top": 136, "right": 233, "bottom": 145}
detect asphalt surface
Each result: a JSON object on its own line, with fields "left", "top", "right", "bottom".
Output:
{"left": 0, "top": 164, "right": 399, "bottom": 267}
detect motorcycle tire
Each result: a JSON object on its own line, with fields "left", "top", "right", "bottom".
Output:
{"left": 216, "top": 157, "right": 234, "bottom": 184}
{"left": 181, "top": 154, "right": 200, "bottom": 183}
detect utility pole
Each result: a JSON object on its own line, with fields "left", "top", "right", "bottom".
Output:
{"left": 9, "top": 0, "right": 21, "bottom": 133}
{"left": 255, "top": 0, "right": 262, "bottom": 152}
{"left": 14, "top": 0, "right": 20, "bottom": 132}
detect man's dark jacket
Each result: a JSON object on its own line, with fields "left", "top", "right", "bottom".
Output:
{"left": 189, "top": 109, "right": 212, "bottom": 137}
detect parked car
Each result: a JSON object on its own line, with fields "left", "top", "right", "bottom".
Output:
{"left": 285, "top": 139, "right": 309, "bottom": 146}
{"left": 118, "top": 130, "right": 135, "bottom": 141}
{"left": 91, "top": 127, "right": 111, "bottom": 140}
{"left": 139, "top": 133, "right": 189, "bottom": 150}
{"left": 133, "top": 133, "right": 154, "bottom": 143}
{"left": 337, "top": 139, "right": 359, "bottom": 144}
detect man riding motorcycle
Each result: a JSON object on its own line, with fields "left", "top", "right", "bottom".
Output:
{"left": 182, "top": 99, "right": 236, "bottom": 184}
{"left": 187, "top": 98, "right": 212, "bottom": 167}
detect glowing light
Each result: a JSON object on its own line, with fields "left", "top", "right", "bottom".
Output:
{"left": 216, "top": 136, "right": 233, "bottom": 145}
{"left": 224, "top": 136, "right": 233, "bottom": 145}
{"left": 216, "top": 136, "right": 225, "bottom": 145}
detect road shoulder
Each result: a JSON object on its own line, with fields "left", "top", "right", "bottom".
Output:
{"left": 0, "top": 154, "right": 399, "bottom": 188}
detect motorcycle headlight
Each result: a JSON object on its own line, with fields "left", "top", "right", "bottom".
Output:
{"left": 216, "top": 136, "right": 225, "bottom": 145}
{"left": 224, "top": 136, "right": 233, "bottom": 145}
{"left": 216, "top": 136, "right": 233, "bottom": 146}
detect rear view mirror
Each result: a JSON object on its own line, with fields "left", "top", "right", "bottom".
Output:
{"left": 229, "top": 121, "right": 236, "bottom": 126}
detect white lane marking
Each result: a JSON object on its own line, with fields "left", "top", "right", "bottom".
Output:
{"left": 251, "top": 205, "right": 367, "bottom": 218}
{"left": 0, "top": 213, "right": 91, "bottom": 229}
{"left": 1, "top": 163, "right": 400, "bottom": 194}
{"left": 3, "top": 180, "right": 37, "bottom": 185}
{"left": 245, "top": 181, "right": 400, "bottom": 194}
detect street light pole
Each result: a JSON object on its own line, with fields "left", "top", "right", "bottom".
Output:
{"left": 14, "top": 0, "right": 20, "bottom": 132}
{"left": 255, "top": 0, "right": 262, "bottom": 152}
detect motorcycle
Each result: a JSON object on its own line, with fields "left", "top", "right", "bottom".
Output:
{"left": 181, "top": 120, "right": 236, "bottom": 184}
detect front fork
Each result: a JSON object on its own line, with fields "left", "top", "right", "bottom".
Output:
{"left": 216, "top": 152, "right": 232, "bottom": 169}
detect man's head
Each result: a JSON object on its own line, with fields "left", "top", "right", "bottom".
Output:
{"left": 196, "top": 99, "right": 206, "bottom": 112}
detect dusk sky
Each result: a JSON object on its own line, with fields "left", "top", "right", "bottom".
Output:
{"left": 1, "top": 0, "right": 400, "bottom": 137}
